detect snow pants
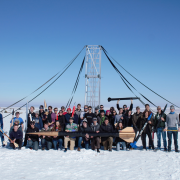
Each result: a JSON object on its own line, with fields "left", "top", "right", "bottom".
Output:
{"left": 64, "top": 137, "right": 76, "bottom": 150}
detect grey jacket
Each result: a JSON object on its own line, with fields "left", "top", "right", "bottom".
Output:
{"left": 90, "top": 123, "right": 100, "bottom": 132}
{"left": 114, "top": 114, "right": 123, "bottom": 124}
{"left": 165, "top": 113, "right": 180, "bottom": 128}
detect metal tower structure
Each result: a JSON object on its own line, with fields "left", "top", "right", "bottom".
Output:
{"left": 85, "top": 45, "right": 102, "bottom": 112}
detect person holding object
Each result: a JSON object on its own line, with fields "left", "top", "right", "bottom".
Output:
{"left": 164, "top": 105, "right": 180, "bottom": 152}
{"left": 90, "top": 117, "right": 100, "bottom": 153}
{"left": 27, "top": 121, "right": 39, "bottom": 151}
{"left": 140, "top": 110, "right": 154, "bottom": 150}
{"left": 154, "top": 106, "right": 167, "bottom": 151}
{"left": 27, "top": 106, "right": 36, "bottom": 128}
{"left": 100, "top": 117, "right": 114, "bottom": 151}
{"left": 10, "top": 124, "right": 23, "bottom": 150}
{"left": 10, "top": 112, "right": 24, "bottom": 131}
{"left": 116, "top": 99, "right": 133, "bottom": 115}
{"left": 64, "top": 117, "right": 78, "bottom": 152}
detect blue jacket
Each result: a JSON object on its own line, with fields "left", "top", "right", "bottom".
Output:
{"left": 0, "top": 114, "right": 3, "bottom": 129}
{"left": 32, "top": 117, "right": 43, "bottom": 130}
{"left": 65, "top": 113, "right": 78, "bottom": 124}
{"left": 10, "top": 129, "right": 23, "bottom": 140}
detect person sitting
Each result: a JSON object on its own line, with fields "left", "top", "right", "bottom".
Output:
{"left": 40, "top": 122, "right": 52, "bottom": 150}
{"left": 10, "top": 124, "right": 23, "bottom": 150}
{"left": 51, "top": 121, "right": 64, "bottom": 150}
{"left": 90, "top": 117, "right": 100, "bottom": 153}
{"left": 32, "top": 111, "right": 43, "bottom": 130}
{"left": 100, "top": 117, "right": 114, "bottom": 151}
{"left": 26, "top": 121, "right": 39, "bottom": 151}
{"left": 10, "top": 112, "right": 24, "bottom": 131}
{"left": 116, "top": 121, "right": 126, "bottom": 151}
{"left": 64, "top": 117, "right": 78, "bottom": 152}
{"left": 78, "top": 118, "right": 92, "bottom": 151}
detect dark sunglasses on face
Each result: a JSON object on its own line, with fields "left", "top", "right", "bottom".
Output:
{"left": 88, "top": 109, "right": 92, "bottom": 110}
{"left": 54, "top": 110, "right": 58, "bottom": 111}
{"left": 84, "top": 108, "right": 88, "bottom": 109}
{"left": 100, "top": 107, "right": 103, "bottom": 109}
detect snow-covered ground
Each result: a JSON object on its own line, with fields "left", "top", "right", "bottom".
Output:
{"left": 0, "top": 108, "right": 180, "bottom": 180}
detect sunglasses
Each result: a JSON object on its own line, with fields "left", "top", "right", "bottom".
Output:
{"left": 100, "top": 107, "right": 103, "bottom": 108}
{"left": 84, "top": 108, "right": 88, "bottom": 109}
{"left": 88, "top": 109, "right": 92, "bottom": 110}
{"left": 54, "top": 110, "right": 58, "bottom": 111}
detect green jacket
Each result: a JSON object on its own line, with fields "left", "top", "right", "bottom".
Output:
{"left": 154, "top": 112, "right": 166, "bottom": 129}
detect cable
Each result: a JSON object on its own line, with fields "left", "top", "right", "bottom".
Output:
{"left": 3, "top": 47, "right": 84, "bottom": 119}
{"left": 102, "top": 47, "right": 179, "bottom": 108}
{"left": 1, "top": 46, "right": 86, "bottom": 112}
{"left": 66, "top": 56, "right": 85, "bottom": 108}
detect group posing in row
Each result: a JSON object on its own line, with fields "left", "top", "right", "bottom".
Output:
{"left": 0, "top": 100, "right": 180, "bottom": 153}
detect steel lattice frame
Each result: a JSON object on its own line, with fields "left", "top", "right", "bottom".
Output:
{"left": 85, "top": 45, "right": 102, "bottom": 112}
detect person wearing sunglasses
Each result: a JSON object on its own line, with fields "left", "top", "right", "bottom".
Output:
{"left": 39, "top": 105, "right": 45, "bottom": 120}
{"left": 98, "top": 105, "right": 106, "bottom": 114}
{"left": 80, "top": 105, "right": 89, "bottom": 121}
{"left": 84, "top": 106, "right": 96, "bottom": 126}
{"left": 58, "top": 110, "right": 65, "bottom": 129}
{"left": 116, "top": 99, "right": 133, "bottom": 115}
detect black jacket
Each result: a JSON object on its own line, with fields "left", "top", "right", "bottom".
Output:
{"left": 123, "top": 115, "right": 132, "bottom": 128}
{"left": 100, "top": 123, "right": 114, "bottom": 141}
{"left": 58, "top": 115, "right": 65, "bottom": 128}
{"left": 39, "top": 110, "right": 45, "bottom": 119}
{"left": 90, "top": 123, "right": 100, "bottom": 132}
{"left": 84, "top": 113, "right": 96, "bottom": 126}
{"left": 27, "top": 127, "right": 39, "bottom": 142}
{"left": 79, "top": 124, "right": 92, "bottom": 133}
{"left": 116, "top": 103, "right": 133, "bottom": 115}
{"left": 10, "top": 130, "right": 23, "bottom": 140}
{"left": 132, "top": 112, "right": 143, "bottom": 130}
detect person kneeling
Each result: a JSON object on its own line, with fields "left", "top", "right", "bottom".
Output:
{"left": 90, "top": 117, "right": 100, "bottom": 153}
{"left": 40, "top": 121, "right": 52, "bottom": 150}
{"left": 78, "top": 118, "right": 92, "bottom": 151}
{"left": 100, "top": 117, "right": 114, "bottom": 151}
{"left": 27, "top": 121, "right": 39, "bottom": 151}
{"left": 64, "top": 117, "right": 78, "bottom": 152}
{"left": 52, "top": 121, "right": 63, "bottom": 150}
{"left": 10, "top": 124, "right": 23, "bottom": 150}
{"left": 116, "top": 122, "right": 126, "bottom": 151}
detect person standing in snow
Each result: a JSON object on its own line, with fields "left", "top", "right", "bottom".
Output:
{"left": 32, "top": 111, "right": 43, "bottom": 130}
{"left": 164, "top": 105, "right": 180, "bottom": 152}
{"left": 84, "top": 106, "right": 96, "bottom": 126}
{"left": 154, "top": 106, "right": 167, "bottom": 151}
{"left": 0, "top": 113, "right": 5, "bottom": 147}
{"left": 39, "top": 105, "right": 45, "bottom": 120}
{"left": 27, "top": 106, "right": 36, "bottom": 128}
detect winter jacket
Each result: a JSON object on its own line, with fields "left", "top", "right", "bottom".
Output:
{"left": 138, "top": 114, "right": 154, "bottom": 133}
{"left": 154, "top": 112, "right": 166, "bottom": 129}
{"left": 132, "top": 112, "right": 142, "bottom": 130}
{"left": 90, "top": 123, "right": 100, "bottom": 132}
{"left": 58, "top": 115, "right": 65, "bottom": 128}
{"left": 10, "top": 129, "right": 23, "bottom": 140}
{"left": 39, "top": 110, "right": 45, "bottom": 120}
{"left": 32, "top": 117, "right": 43, "bottom": 130}
{"left": 27, "top": 127, "right": 39, "bottom": 142}
{"left": 40, "top": 127, "right": 52, "bottom": 141}
{"left": 123, "top": 115, "right": 132, "bottom": 128}
{"left": 114, "top": 114, "right": 123, "bottom": 125}
{"left": 65, "top": 113, "right": 71, "bottom": 124}
{"left": 0, "top": 114, "right": 3, "bottom": 129}
{"left": 75, "top": 109, "right": 82, "bottom": 119}
{"left": 65, "top": 123, "right": 78, "bottom": 138}
{"left": 9, "top": 125, "right": 22, "bottom": 136}
{"left": 100, "top": 123, "right": 114, "bottom": 141}
{"left": 97, "top": 116, "right": 105, "bottom": 125}
{"left": 84, "top": 112, "right": 96, "bottom": 126}
{"left": 51, "top": 125, "right": 64, "bottom": 140}
{"left": 79, "top": 124, "right": 92, "bottom": 133}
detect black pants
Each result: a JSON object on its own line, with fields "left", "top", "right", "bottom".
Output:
{"left": 142, "top": 128, "right": 154, "bottom": 149}
{"left": 10, "top": 139, "right": 22, "bottom": 149}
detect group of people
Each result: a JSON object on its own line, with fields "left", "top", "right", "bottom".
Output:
{"left": 0, "top": 99, "right": 180, "bottom": 153}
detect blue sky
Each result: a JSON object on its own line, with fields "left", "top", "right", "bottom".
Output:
{"left": 0, "top": 0, "right": 180, "bottom": 109}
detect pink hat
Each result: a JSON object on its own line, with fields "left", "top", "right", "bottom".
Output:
{"left": 106, "top": 110, "right": 110, "bottom": 115}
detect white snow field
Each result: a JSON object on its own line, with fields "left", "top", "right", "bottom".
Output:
{"left": 0, "top": 108, "right": 180, "bottom": 180}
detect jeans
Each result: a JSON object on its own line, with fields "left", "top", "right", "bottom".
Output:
{"left": 41, "top": 139, "right": 52, "bottom": 150}
{"left": 0, "top": 131, "right": 4, "bottom": 145}
{"left": 167, "top": 127, "right": 178, "bottom": 151}
{"left": 116, "top": 142, "right": 126, "bottom": 151}
{"left": 78, "top": 136, "right": 89, "bottom": 149}
{"left": 52, "top": 138, "right": 63, "bottom": 150}
{"left": 28, "top": 140, "right": 39, "bottom": 151}
{"left": 156, "top": 128, "right": 167, "bottom": 149}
